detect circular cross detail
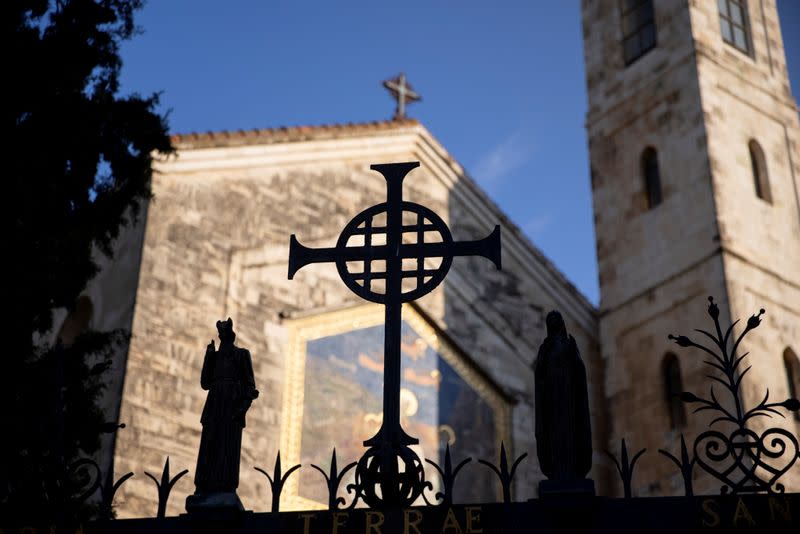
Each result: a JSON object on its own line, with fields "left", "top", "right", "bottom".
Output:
{"left": 335, "top": 202, "right": 454, "bottom": 304}
{"left": 354, "top": 442, "right": 426, "bottom": 508}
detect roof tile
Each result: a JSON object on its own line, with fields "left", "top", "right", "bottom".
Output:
{"left": 171, "top": 119, "right": 420, "bottom": 149}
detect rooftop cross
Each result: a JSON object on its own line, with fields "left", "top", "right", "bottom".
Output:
{"left": 382, "top": 73, "right": 421, "bottom": 120}
{"left": 288, "top": 161, "right": 501, "bottom": 507}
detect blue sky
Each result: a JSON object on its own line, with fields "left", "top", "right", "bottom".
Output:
{"left": 120, "top": 1, "right": 800, "bottom": 305}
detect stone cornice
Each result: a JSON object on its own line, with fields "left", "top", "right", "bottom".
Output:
{"left": 171, "top": 119, "right": 420, "bottom": 149}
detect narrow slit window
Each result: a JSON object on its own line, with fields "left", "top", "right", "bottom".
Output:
{"left": 748, "top": 140, "right": 771, "bottom": 203}
{"left": 663, "top": 353, "right": 687, "bottom": 429}
{"left": 784, "top": 349, "right": 800, "bottom": 422}
{"left": 642, "top": 147, "right": 663, "bottom": 209}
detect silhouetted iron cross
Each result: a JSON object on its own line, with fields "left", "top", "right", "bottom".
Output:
{"left": 288, "top": 161, "right": 500, "bottom": 505}
{"left": 289, "top": 162, "right": 500, "bottom": 506}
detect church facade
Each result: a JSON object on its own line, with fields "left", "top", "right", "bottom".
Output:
{"left": 56, "top": 0, "right": 800, "bottom": 518}
{"left": 104, "top": 120, "right": 603, "bottom": 517}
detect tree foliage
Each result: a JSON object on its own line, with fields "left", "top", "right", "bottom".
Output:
{"left": 3, "top": 0, "right": 172, "bottom": 522}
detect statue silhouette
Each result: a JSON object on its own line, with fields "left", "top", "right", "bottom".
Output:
{"left": 186, "top": 318, "right": 259, "bottom": 514}
{"left": 534, "top": 311, "right": 594, "bottom": 495}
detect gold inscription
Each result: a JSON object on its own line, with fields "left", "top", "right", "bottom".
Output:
{"left": 441, "top": 508, "right": 463, "bottom": 534}
{"left": 404, "top": 509, "right": 423, "bottom": 534}
{"left": 733, "top": 498, "right": 756, "bottom": 527}
{"left": 465, "top": 507, "right": 482, "bottom": 534}
{"left": 768, "top": 496, "right": 792, "bottom": 522}
{"left": 300, "top": 513, "right": 317, "bottom": 534}
{"left": 701, "top": 499, "right": 720, "bottom": 528}
{"left": 365, "top": 512, "right": 385, "bottom": 534}
{"left": 333, "top": 512, "right": 349, "bottom": 534}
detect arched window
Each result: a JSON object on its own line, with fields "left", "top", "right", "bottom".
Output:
{"left": 748, "top": 140, "right": 771, "bottom": 203}
{"left": 663, "top": 353, "right": 686, "bottom": 429}
{"left": 57, "top": 296, "right": 93, "bottom": 347}
{"left": 784, "top": 348, "right": 800, "bottom": 422}
{"left": 641, "top": 147, "right": 663, "bottom": 209}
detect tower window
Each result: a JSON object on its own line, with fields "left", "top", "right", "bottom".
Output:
{"left": 641, "top": 147, "right": 663, "bottom": 209}
{"left": 621, "top": 0, "right": 657, "bottom": 65}
{"left": 784, "top": 348, "right": 800, "bottom": 422}
{"left": 748, "top": 140, "right": 771, "bottom": 203}
{"left": 718, "top": 0, "right": 752, "bottom": 55}
{"left": 663, "top": 353, "right": 687, "bottom": 429}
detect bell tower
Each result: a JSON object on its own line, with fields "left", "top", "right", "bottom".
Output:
{"left": 582, "top": 0, "right": 800, "bottom": 494}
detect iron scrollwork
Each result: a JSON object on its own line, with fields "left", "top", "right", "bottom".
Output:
{"left": 311, "top": 449, "right": 358, "bottom": 511}
{"left": 423, "top": 444, "right": 471, "bottom": 506}
{"left": 666, "top": 297, "right": 800, "bottom": 494}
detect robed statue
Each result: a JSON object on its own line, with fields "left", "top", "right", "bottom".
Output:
{"left": 534, "top": 310, "right": 594, "bottom": 495}
{"left": 186, "top": 318, "right": 259, "bottom": 514}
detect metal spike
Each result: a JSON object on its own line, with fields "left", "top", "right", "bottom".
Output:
{"left": 144, "top": 457, "right": 188, "bottom": 519}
